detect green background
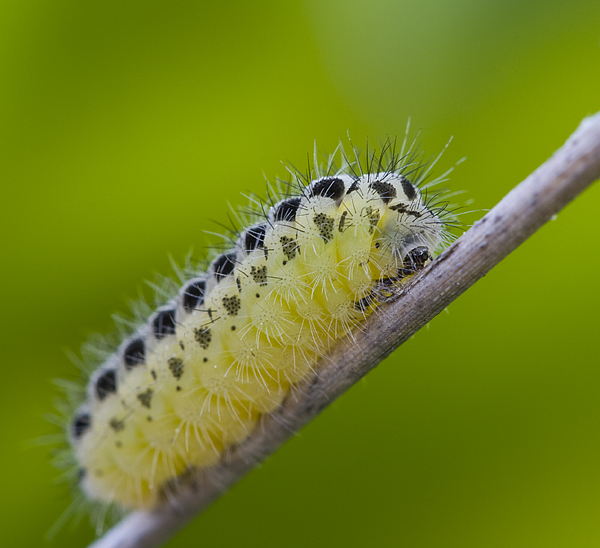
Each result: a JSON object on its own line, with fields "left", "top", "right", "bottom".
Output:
{"left": 2, "top": 1, "right": 600, "bottom": 546}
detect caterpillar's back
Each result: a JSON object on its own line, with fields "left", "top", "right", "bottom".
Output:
{"left": 65, "top": 143, "right": 453, "bottom": 512}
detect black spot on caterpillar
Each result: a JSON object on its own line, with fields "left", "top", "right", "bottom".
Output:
{"left": 313, "top": 212, "right": 335, "bottom": 242}
{"left": 243, "top": 223, "right": 267, "bottom": 252}
{"left": 272, "top": 197, "right": 302, "bottom": 222}
{"left": 369, "top": 180, "right": 397, "bottom": 203}
{"left": 182, "top": 279, "right": 206, "bottom": 313}
{"left": 400, "top": 176, "right": 417, "bottom": 201}
{"left": 250, "top": 265, "right": 268, "bottom": 285}
{"left": 280, "top": 236, "right": 299, "bottom": 260}
{"left": 94, "top": 370, "right": 117, "bottom": 401}
{"left": 222, "top": 295, "right": 241, "bottom": 316}
{"left": 193, "top": 327, "right": 212, "bottom": 349}
{"left": 151, "top": 309, "right": 176, "bottom": 340}
{"left": 123, "top": 339, "right": 145, "bottom": 369}
{"left": 136, "top": 388, "right": 153, "bottom": 409}
{"left": 72, "top": 413, "right": 91, "bottom": 439}
{"left": 211, "top": 252, "right": 237, "bottom": 281}
{"left": 168, "top": 357, "right": 184, "bottom": 379}
{"left": 306, "top": 177, "right": 346, "bottom": 201}
{"left": 108, "top": 417, "right": 125, "bottom": 432}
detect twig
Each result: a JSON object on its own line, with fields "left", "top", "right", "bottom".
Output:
{"left": 89, "top": 112, "right": 600, "bottom": 548}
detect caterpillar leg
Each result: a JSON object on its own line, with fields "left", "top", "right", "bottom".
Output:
{"left": 397, "top": 246, "right": 431, "bottom": 278}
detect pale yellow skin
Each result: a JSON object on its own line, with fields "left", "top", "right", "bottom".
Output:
{"left": 72, "top": 172, "right": 444, "bottom": 510}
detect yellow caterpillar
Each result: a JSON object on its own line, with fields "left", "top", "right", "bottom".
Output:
{"left": 66, "top": 145, "right": 451, "bottom": 512}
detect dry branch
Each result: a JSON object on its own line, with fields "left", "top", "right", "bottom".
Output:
{"left": 90, "top": 112, "right": 600, "bottom": 548}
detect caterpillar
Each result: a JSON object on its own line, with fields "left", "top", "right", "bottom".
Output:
{"left": 60, "top": 140, "right": 456, "bottom": 521}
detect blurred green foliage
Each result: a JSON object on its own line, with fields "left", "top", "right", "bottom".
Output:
{"left": 1, "top": 0, "right": 599, "bottom": 546}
